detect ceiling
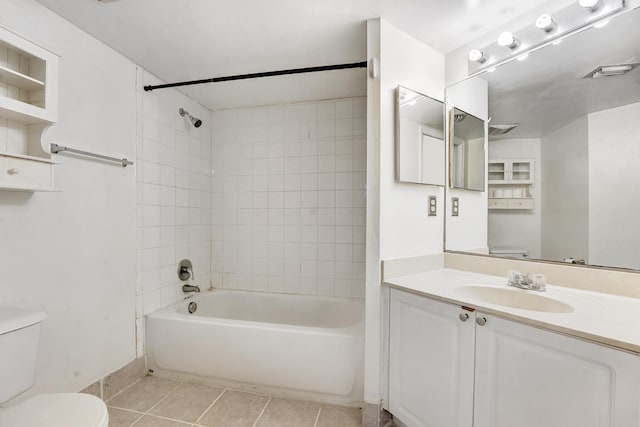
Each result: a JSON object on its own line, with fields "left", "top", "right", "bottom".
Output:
{"left": 35, "top": 0, "right": 556, "bottom": 110}
{"left": 480, "top": 6, "right": 640, "bottom": 139}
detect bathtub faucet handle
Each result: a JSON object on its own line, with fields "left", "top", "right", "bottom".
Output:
{"left": 179, "top": 265, "right": 193, "bottom": 280}
{"left": 178, "top": 259, "right": 194, "bottom": 281}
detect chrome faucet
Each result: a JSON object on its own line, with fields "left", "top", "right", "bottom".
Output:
{"left": 507, "top": 271, "right": 546, "bottom": 292}
{"left": 182, "top": 283, "right": 200, "bottom": 293}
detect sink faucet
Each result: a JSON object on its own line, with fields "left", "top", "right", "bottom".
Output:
{"left": 182, "top": 283, "right": 200, "bottom": 293}
{"left": 507, "top": 271, "right": 546, "bottom": 292}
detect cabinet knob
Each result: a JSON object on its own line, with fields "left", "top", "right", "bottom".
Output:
{"left": 476, "top": 317, "right": 487, "bottom": 326}
{"left": 459, "top": 313, "right": 469, "bottom": 322}
{"left": 6, "top": 168, "right": 19, "bottom": 175}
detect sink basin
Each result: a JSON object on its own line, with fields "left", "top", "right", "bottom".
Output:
{"left": 454, "top": 285, "right": 574, "bottom": 313}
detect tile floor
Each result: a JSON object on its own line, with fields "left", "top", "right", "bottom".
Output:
{"left": 105, "top": 376, "right": 362, "bottom": 427}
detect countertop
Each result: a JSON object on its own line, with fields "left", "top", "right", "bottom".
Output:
{"left": 384, "top": 268, "right": 640, "bottom": 354}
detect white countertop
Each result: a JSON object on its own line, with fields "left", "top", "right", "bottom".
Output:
{"left": 384, "top": 268, "right": 640, "bottom": 354}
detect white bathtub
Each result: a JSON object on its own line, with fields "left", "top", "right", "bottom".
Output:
{"left": 146, "top": 289, "right": 364, "bottom": 405}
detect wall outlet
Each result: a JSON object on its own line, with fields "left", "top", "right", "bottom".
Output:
{"left": 452, "top": 197, "right": 459, "bottom": 216}
{"left": 428, "top": 196, "right": 437, "bottom": 217}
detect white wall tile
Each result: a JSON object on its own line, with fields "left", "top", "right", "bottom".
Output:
{"left": 210, "top": 97, "right": 366, "bottom": 297}
{"left": 137, "top": 70, "right": 212, "bottom": 314}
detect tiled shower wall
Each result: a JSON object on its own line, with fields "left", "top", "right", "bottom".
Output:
{"left": 135, "top": 68, "right": 212, "bottom": 356}
{"left": 210, "top": 97, "right": 366, "bottom": 298}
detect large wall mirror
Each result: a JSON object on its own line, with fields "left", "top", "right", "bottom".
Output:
{"left": 395, "top": 86, "right": 445, "bottom": 186}
{"left": 449, "top": 107, "right": 485, "bottom": 191}
{"left": 445, "top": 5, "right": 640, "bottom": 270}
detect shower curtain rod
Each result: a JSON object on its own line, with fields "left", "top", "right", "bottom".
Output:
{"left": 143, "top": 61, "right": 368, "bottom": 92}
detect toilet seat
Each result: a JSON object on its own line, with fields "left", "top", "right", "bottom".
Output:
{"left": 0, "top": 393, "right": 108, "bottom": 427}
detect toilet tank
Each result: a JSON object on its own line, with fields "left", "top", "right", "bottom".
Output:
{"left": 0, "top": 307, "right": 46, "bottom": 404}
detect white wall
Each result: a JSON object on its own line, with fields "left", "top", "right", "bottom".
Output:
{"left": 0, "top": 0, "right": 136, "bottom": 397}
{"left": 588, "top": 101, "right": 640, "bottom": 269}
{"left": 488, "top": 138, "right": 541, "bottom": 258}
{"left": 135, "top": 70, "right": 212, "bottom": 356}
{"left": 541, "top": 117, "right": 589, "bottom": 263}
{"left": 365, "top": 18, "right": 445, "bottom": 406}
{"left": 445, "top": 77, "right": 488, "bottom": 253}
{"left": 209, "top": 97, "right": 366, "bottom": 297}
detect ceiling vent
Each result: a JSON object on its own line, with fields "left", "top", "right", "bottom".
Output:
{"left": 583, "top": 63, "right": 640, "bottom": 78}
{"left": 489, "top": 124, "right": 519, "bottom": 136}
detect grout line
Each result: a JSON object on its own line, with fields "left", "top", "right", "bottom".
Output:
{"left": 193, "top": 387, "right": 228, "bottom": 425}
{"left": 105, "top": 377, "right": 142, "bottom": 403}
{"left": 313, "top": 407, "right": 322, "bottom": 427}
{"left": 251, "top": 396, "right": 272, "bottom": 427}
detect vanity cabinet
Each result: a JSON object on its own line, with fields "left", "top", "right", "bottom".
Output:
{"left": 0, "top": 26, "right": 58, "bottom": 192}
{"left": 388, "top": 289, "right": 474, "bottom": 427}
{"left": 388, "top": 288, "right": 640, "bottom": 427}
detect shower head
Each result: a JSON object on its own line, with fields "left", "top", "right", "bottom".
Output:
{"left": 179, "top": 108, "right": 203, "bottom": 128}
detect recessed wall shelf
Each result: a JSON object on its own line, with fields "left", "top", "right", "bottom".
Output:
{"left": 0, "top": 25, "right": 59, "bottom": 192}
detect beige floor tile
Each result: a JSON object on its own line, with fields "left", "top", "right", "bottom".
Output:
{"left": 198, "top": 390, "right": 270, "bottom": 427}
{"left": 150, "top": 382, "right": 224, "bottom": 423}
{"left": 255, "top": 398, "right": 321, "bottom": 427}
{"left": 107, "top": 407, "right": 143, "bottom": 427}
{"left": 316, "top": 405, "right": 362, "bottom": 427}
{"left": 131, "top": 415, "right": 190, "bottom": 427}
{"left": 103, "top": 358, "right": 147, "bottom": 401}
{"left": 108, "top": 376, "right": 179, "bottom": 412}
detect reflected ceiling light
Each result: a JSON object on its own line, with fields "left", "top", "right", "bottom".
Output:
{"left": 593, "top": 19, "right": 610, "bottom": 28}
{"left": 579, "top": 0, "right": 601, "bottom": 11}
{"left": 535, "top": 14, "right": 557, "bottom": 32}
{"left": 487, "top": 67, "right": 497, "bottom": 73}
{"left": 497, "top": 32, "right": 519, "bottom": 49}
{"left": 517, "top": 53, "right": 529, "bottom": 61}
{"left": 468, "top": 49, "right": 487, "bottom": 63}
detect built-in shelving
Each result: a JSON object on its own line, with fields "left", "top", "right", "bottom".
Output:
{"left": 488, "top": 158, "right": 535, "bottom": 210}
{"left": 0, "top": 25, "right": 58, "bottom": 192}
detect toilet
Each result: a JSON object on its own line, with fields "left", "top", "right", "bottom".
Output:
{"left": 0, "top": 307, "right": 109, "bottom": 427}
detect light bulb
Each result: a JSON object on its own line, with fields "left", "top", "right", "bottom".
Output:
{"left": 497, "top": 32, "right": 519, "bottom": 49}
{"left": 579, "top": 0, "right": 601, "bottom": 10}
{"left": 468, "top": 49, "right": 487, "bottom": 63}
{"left": 535, "top": 14, "right": 557, "bottom": 32}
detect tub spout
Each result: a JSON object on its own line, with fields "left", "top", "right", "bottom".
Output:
{"left": 182, "top": 284, "right": 200, "bottom": 293}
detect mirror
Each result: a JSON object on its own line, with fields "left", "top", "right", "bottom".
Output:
{"left": 445, "top": 5, "right": 640, "bottom": 270}
{"left": 395, "top": 86, "right": 445, "bottom": 186}
{"left": 449, "top": 107, "right": 485, "bottom": 191}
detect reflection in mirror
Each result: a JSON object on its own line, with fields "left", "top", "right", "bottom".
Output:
{"left": 395, "top": 86, "right": 445, "bottom": 186}
{"left": 449, "top": 108, "right": 485, "bottom": 191}
{"left": 445, "top": 6, "right": 640, "bottom": 270}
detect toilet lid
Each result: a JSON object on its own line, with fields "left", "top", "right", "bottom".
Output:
{"left": 0, "top": 393, "right": 108, "bottom": 427}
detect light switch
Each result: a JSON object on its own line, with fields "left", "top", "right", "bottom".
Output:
{"left": 452, "top": 197, "right": 459, "bottom": 216}
{"left": 428, "top": 196, "right": 437, "bottom": 217}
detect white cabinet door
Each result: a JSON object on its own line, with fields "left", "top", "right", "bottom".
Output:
{"left": 474, "top": 313, "right": 640, "bottom": 427}
{"left": 389, "top": 289, "right": 475, "bottom": 427}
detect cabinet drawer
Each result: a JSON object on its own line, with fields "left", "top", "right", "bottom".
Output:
{"left": 488, "top": 199, "right": 509, "bottom": 209}
{"left": 0, "top": 155, "right": 53, "bottom": 190}
{"left": 508, "top": 198, "right": 534, "bottom": 209}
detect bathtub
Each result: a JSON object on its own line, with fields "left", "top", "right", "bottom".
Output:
{"left": 146, "top": 289, "right": 364, "bottom": 405}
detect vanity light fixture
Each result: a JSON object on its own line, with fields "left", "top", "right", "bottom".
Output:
{"left": 497, "top": 32, "right": 519, "bottom": 49}
{"left": 579, "top": 0, "right": 601, "bottom": 11}
{"left": 468, "top": 49, "right": 487, "bottom": 63}
{"left": 535, "top": 14, "right": 557, "bottom": 32}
